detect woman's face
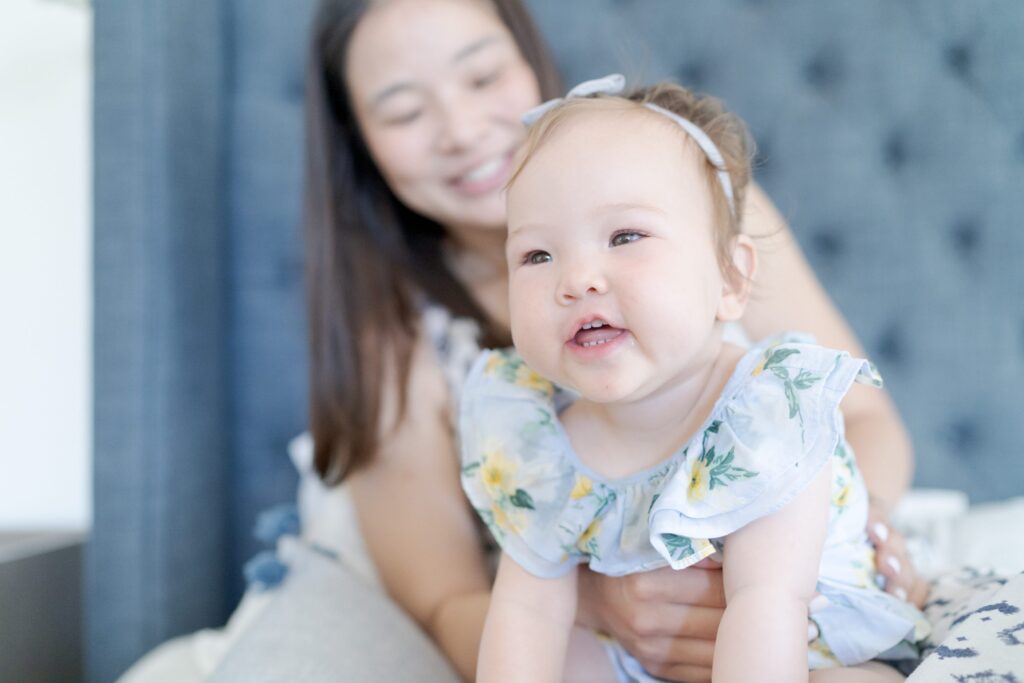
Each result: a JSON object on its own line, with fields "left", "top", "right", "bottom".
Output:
{"left": 346, "top": 0, "right": 542, "bottom": 237}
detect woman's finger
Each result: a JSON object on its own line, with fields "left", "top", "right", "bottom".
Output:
{"left": 874, "top": 546, "right": 914, "bottom": 602}
{"left": 641, "top": 660, "right": 713, "bottom": 683}
{"left": 622, "top": 602, "right": 723, "bottom": 639}
{"left": 629, "top": 634, "right": 716, "bottom": 670}
{"left": 623, "top": 565, "right": 725, "bottom": 609}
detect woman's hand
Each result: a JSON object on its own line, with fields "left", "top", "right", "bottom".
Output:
{"left": 867, "top": 505, "right": 929, "bottom": 609}
{"left": 577, "top": 559, "right": 725, "bottom": 683}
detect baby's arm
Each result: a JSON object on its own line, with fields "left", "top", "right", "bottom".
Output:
{"left": 714, "top": 460, "right": 832, "bottom": 682}
{"left": 478, "top": 552, "right": 579, "bottom": 683}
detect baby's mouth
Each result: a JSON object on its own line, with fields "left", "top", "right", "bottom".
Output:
{"left": 572, "top": 320, "right": 626, "bottom": 348}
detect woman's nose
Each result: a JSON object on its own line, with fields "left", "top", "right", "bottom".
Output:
{"left": 557, "top": 262, "right": 608, "bottom": 304}
{"left": 435, "top": 90, "right": 487, "bottom": 153}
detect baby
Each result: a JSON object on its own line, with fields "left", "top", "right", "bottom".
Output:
{"left": 460, "top": 75, "right": 927, "bottom": 682}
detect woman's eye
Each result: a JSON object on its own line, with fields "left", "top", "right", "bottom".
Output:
{"left": 610, "top": 230, "right": 645, "bottom": 247}
{"left": 524, "top": 250, "right": 552, "bottom": 265}
{"left": 384, "top": 109, "right": 423, "bottom": 126}
{"left": 471, "top": 67, "right": 503, "bottom": 90}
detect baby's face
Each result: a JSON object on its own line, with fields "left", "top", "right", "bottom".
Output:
{"left": 506, "top": 109, "right": 733, "bottom": 404}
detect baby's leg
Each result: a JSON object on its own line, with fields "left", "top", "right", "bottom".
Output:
{"left": 564, "top": 626, "right": 619, "bottom": 683}
{"left": 809, "top": 661, "right": 904, "bottom": 682}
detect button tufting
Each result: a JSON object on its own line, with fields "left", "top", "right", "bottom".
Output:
{"left": 945, "top": 418, "right": 981, "bottom": 453}
{"left": 276, "top": 252, "right": 303, "bottom": 289}
{"left": 809, "top": 226, "right": 844, "bottom": 261}
{"left": 753, "top": 135, "right": 773, "bottom": 176}
{"left": 944, "top": 43, "right": 972, "bottom": 80}
{"left": 804, "top": 49, "right": 843, "bottom": 91}
{"left": 950, "top": 218, "right": 981, "bottom": 257}
{"left": 883, "top": 131, "right": 908, "bottom": 171}
{"left": 676, "top": 61, "right": 707, "bottom": 90}
{"left": 875, "top": 325, "right": 904, "bottom": 365}
{"left": 284, "top": 76, "right": 304, "bottom": 103}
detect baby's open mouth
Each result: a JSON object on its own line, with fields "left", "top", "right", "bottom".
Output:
{"left": 573, "top": 320, "right": 626, "bottom": 348}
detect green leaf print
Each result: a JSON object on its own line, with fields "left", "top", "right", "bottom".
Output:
{"left": 660, "top": 533, "right": 695, "bottom": 561}
{"left": 784, "top": 381, "right": 800, "bottom": 419}
{"left": 461, "top": 462, "right": 480, "bottom": 476}
{"left": 707, "top": 448, "right": 758, "bottom": 490}
{"left": 793, "top": 370, "right": 821, "bottom": 390}
{"left": 509, "top": 488, "right": 535, "bottom": 510}
{"left": 764, "top": 347, "right": 800, "bottom": 369}
{"left": 647, "top": 493, "right": 661, "bottom": 515}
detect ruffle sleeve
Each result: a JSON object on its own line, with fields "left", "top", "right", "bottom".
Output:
{"left": 459, "top": 349, "right": 616, "bottom": 578}
{"left": 649, "top": 339, "right": 881, "bottom": 569}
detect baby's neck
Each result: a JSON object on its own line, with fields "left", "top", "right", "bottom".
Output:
{"left": 561, "top": 343, "right": 745, "bottom": 480}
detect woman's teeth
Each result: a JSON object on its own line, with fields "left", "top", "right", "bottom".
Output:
{"left": 462, "top": 156, "right": 505, "bottom": 183}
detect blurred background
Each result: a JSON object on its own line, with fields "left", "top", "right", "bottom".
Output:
{"left": 0, "top": 0, "right": 90, "bottom": 678}
{"left": 2, "top": 0, "right": 1023, "bottom": 681}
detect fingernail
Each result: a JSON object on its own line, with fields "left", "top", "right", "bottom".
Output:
{"left": 872, "top": 522, "right": 889, "bottom": 542}
{"left": 807, "top": 622, "right": 820, "bottom": 641}
{"left": 886, "top": 556, "right": 901, "bottom": 575}
{"left": 809, "top": 594, "right": 831, "bottom": 612}
{"left": 894, "top": 587, "right": 908, "bottom": 602}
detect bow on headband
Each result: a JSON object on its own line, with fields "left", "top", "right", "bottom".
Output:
{"left": 520, "top": 74, "right": 735, "bottom": 217}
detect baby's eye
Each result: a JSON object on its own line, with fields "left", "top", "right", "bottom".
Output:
{"left": 523, "top": 250, "right": 552, "bottom": 265}
{"left": 610, "top": 230, "right": 645, "bottom": 247}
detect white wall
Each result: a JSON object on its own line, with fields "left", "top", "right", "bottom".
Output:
{"left": 0, "top": 0, "right": 92, "bottom": 530}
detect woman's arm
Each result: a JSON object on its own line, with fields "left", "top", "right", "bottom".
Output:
{"left": 478, "top": 554, "right": 578, "bottom": 683}
{"left": 715, "top": 461, "right": 832, "bottom": 683}
{"left": 740, "top": 183, "right": 913, "bottom": 512}
{"left": 740, "top": 184, "right": 926, "bottom": 606}
{"left": 348, "top": 329, "right": 492, "bottom": 681}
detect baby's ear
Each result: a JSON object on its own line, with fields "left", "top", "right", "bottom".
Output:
{"left": 717, "top": 234, "right": 757, "bottom": 322}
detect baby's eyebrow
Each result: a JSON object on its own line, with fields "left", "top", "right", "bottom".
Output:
{"left": 589, "top": 201, "right": 667, "bottom": 218}
{"left": 506, "top": 223, "right": 542, "bottom": 240}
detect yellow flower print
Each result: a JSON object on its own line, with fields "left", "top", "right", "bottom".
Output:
{"left": 484, "top": 354, "right": 503, "bottom": 376}
{"left": 751, "top": 355, "right": 768, "bottom": 377}
{"left": 481, "top": 448, "right": 518, "bottom": 497}
{"left": 570, "top": 474, "right": 593, "bottom": 500}
{"left": 491, "top": 503, "right": 526, "bottom": 535}
{"left": 831, "top": 460, "right": 854, "bottom": 509}
{"left": 832, "top": 482, "right": 852, "bottom": 509}
{"left": 576, "top": 519, "right": 602, "bottom": 552}
{"left": 515, "top": 364, "right": 554, "bottom": 396}
{"left": 688, "top": 462, "right": 710, "bottom": 502}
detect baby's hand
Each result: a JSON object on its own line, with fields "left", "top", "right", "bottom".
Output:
{"left": 867, "top": 506, "right": 928, "bottom": 608}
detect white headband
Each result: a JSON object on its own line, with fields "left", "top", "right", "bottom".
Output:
{"left": 521, "top": 74, "right": 735, "bottom": 217}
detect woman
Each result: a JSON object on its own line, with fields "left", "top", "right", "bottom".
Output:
{"left": 120, "top": 1, "right": 923, "bottom": 681}
{"left": 305, "top": 0, "right": 922, "bottom": 680}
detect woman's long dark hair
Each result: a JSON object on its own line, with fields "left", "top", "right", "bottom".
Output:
{"left": 305, "top": 0, "right": 562, "bottom": 484}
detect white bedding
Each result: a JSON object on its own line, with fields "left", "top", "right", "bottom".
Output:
{"left": 118, "top": 436, "right": 1024, "bottom": 683}
{"left": 892, "top": 489, "right": 1024, "bottom": 577}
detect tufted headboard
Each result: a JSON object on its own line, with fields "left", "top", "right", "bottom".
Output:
{"left": 90, "top": 1, "right": 1024, "bottom": 680}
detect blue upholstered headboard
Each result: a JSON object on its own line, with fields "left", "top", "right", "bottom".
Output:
{"left": 90, "top": 1, "right": 1024, "bottom": 680}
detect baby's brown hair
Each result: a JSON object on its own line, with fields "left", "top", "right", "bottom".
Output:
{"left": 509, "top": 81, "right": 755, "bottom": 281}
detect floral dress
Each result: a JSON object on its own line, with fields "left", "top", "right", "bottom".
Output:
{"left": 459, "top": 335, "right": 930, "bottom": 675}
